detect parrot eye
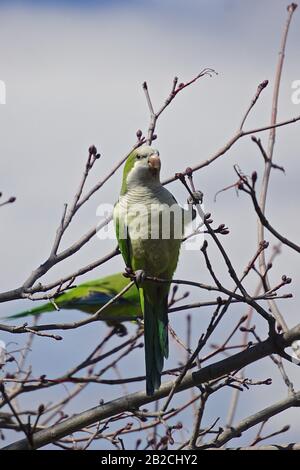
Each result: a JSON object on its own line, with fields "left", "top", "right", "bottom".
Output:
{"left": 136, "top": 155, "right": 141, "bottom": 160}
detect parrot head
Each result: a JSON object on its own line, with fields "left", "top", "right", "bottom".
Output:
{"left": 120, "top": 145, "right": 161, "bottom": 195}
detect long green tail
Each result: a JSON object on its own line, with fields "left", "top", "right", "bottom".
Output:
{"left": 140, "top": 287, "right": 169, "bottom": 396}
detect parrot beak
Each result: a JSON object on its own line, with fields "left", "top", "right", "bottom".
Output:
{"left": 148, "top": 153, "right": 161, "bottom": 172}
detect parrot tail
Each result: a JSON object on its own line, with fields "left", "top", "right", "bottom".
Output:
{"left": 140, "top": 287, "right": 169, "bottom": 396}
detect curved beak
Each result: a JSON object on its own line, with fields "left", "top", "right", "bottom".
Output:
{"left": 148, "top": 153, "right": 161, "bottom": 171}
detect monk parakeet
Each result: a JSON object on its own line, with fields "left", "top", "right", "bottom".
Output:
{"left": 4, "top": 273, "right": 141, "bottom": 326}
{"left": 114, "top": 145, "right": 194, "bottom": 395}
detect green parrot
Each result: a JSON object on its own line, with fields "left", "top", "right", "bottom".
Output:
{"left": 114, "top": 145, "right": 194, "bottom": 396}
{"left": 4, "top": 273, "right": 142, "bottom": 326}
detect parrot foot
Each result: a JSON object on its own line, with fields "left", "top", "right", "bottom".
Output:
{"left": 187, "top": 190, "right": 203, "bottom": 205}
{"left": 134, "top": 269, "right": 146, "bottom": 285}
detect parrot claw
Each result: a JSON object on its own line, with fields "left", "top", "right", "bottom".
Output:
{"left": 135, "top": 270, "right": 146, "bottom": 285}
{"left": 188, "top": 190, "right": 203, "bottom": 205}
{"left": 123, "top": 267, "right": 135, "bottom": 279}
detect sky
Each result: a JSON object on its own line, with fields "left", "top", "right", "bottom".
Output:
{"left": 0, "top": 0, "right": 300, "bottom": 449}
